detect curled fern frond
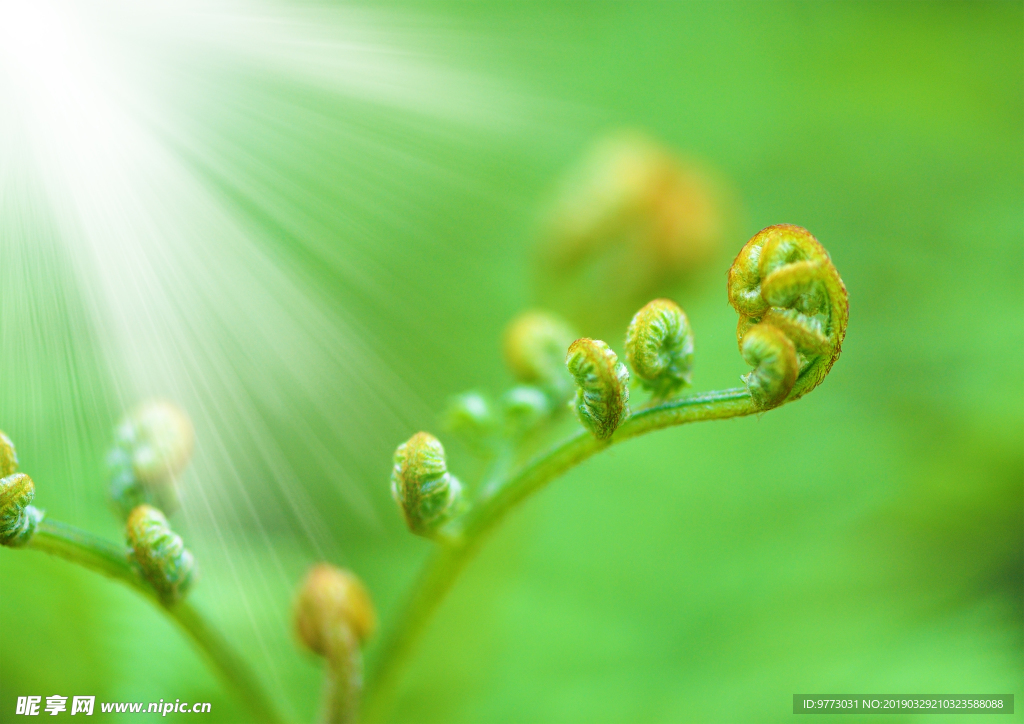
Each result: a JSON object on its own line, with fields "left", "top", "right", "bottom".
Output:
{"left": 625, "top": 298, "right": 694, "bottom": 400}
{"left": 740, "top": 323, "right": 799, "bottom": 409}
{"left": 566, "top": 338, "right": 630, "bottom": 440}
{"left": 0, "top": 432, "right": 43, "bottom": 547}
{"left": 391, "top": 433, "right": 464, "bottom": 538}
{"left": 727, "top": 224, "right": 848, "bottom": 405}
{"left": 126, "top": 504, "right": 197, "bottom": 605}
{"left": 0, "top": 473, "right": 43, "bottom": 548}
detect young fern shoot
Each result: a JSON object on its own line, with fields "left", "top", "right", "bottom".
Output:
{"left": 364, "top": 224, "right": 848, "bottom": 719}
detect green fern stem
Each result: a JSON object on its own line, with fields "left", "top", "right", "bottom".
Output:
{"left": 363, "top": 387, "right": 755, "bottom": 721}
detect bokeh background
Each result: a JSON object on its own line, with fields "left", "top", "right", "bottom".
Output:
{"left": 1, "top": 1, "right": 1021, "bottom": 722}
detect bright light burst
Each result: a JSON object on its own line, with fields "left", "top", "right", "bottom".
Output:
{"left": 0, "top": 0, "right": 530, "bottom": 703}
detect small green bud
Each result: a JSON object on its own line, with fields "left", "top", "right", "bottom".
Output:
{"left": 1, "top": 473, "right": 43, "bottom": 547}
{"left": 126, "top": 504, "right": 197, "bottom": 605}
{"left": 390, "top": 433, "right": 464, "bottom": 538}
{"left": 443, "top": 392, "right": 496, "bottom": 453}
{"left": 566, "top": 338, "right": 630, "bottom": 440}
{"left": 110, "top": 401, "right": 194, "bottom": 518}
{"left": 740, "top": 323, "right": 799, "bottom": 410}
{"left": 501, "top": 385, "right": 551, "bottom": 435}
{"left": 0, "top": 430, "right": 18, "bottom": 477}
{"left": 625, "top": 298, "right": 694, "bottom": 399}
{"left": 294, "top": 564, "right": 376, "bottom": 658}
{"left": 502, "top": 311, "right": 577, "bottom": 399}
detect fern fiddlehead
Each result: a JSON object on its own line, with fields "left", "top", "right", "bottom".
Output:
{"left": 1, "top": 471, "right": 43, "bottom": 548}
{"left": 0, "top": 431, "right": 43, "bottom": 548}
{"left": 565, "top": 338, "right": 631, "bottom": 440}
{"left": 727, "top": 224, "right": 849, "bottom": 408}
{"left": 391, "top": 432, "right": 465, "bottom": 539}
{"left": 625, "top": 298, "right": 695, "bottom": 400}
{"left": 125, "top": 504, "right": 197, "bottom": 605}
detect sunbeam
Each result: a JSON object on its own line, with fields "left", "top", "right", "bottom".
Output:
{"left": 0, "top": 0, "right": 533, "bottom": 707}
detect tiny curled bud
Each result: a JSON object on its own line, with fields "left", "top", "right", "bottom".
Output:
{"left": 126, "top": 504, "right": 197, "bottom": 605}
{"left": 502, "top": 311, "right": 577, "bottom": 399}
{"left": 740, "top": 323, "right": 799, "bottom": 410}
{"left": 294, "top": 564, "right": 376, "bottom": 658}
{"left": 391, "top": 433, "right": 464, "bottom": 538}
{"left": 444, "top": 392, "right": 496, "bottom": 453}
{"left": 728, "top": 224, "right": 849, "bottom": 405}
{"left": 1, "top": 473, "right": 43, "bottom": 547}
{"left": 625, "top": 298, "right": 694, "bottom": 399}
{"left": 566, "top": 338, "right": 630, "bottom": 440}
{"left": 110, "top": 401, "right": 194, "bottom": 518}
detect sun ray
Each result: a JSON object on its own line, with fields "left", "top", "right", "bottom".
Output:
{"left": 1, "top": 0, "right": 539, "bottom": 701}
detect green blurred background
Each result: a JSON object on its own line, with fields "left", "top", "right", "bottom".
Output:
{"left": 1, "top": 2, "right": 1021, "bottom": 722}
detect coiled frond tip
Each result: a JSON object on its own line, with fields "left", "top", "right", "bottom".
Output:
{"left": 126, "top": 504, "right": 197, "bottom": 605}
{"left": 566, "top": 338, "right": 630, "bottom": 440}
{"left": 625, "top": 298, "right": 695, "bottom": 399}
{"left": 390, "top": 432, "right": 464, "bottom": 538}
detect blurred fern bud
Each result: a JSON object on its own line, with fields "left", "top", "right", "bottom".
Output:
{"left": 740, "top": 323, "right": 799, "bottom": 410}
{"left": 537, "top": 131, "right": 725, "bottom": 330}
{"left": 109, "top": 401, "right": 194, "bottom": 518}
{"left": 0, "top": 431, "right": 44, "bottom": 548}
{"left": 126, "top": 504, "right": 197, "bottom": 605}
{"left": 501, "top": 385, "right": 551, "bottom": 435}
{"left": 294, "top": 564, "right": 375, "bottom": 723}
{"left": 444, "top": 392, "right": 496, "bottom": 454}
{"left": 502, "top": 310, "right": 578, "bottom": 401}
{"left": 391, "top": 432, "right": 464, "bottom": 538}
{"left": 294, "top": 564, "right": 376, "bottom": 658}
{"left": 625, "top": 298, "right": 695, "bottom": 400}
{"left": 566, "top": 338, "right": 630, "bottom": 440}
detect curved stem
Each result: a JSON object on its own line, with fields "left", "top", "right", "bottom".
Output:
{"left": 23, "top": 520, "right": 285, "bottom": 724}
{"left": 319, "top": 627, "right": 363, "bottom": 724}
{"left": 28, "top": 519, "right": 140, "bottom": 586}
{"left": 362, "top": 387, "right": 755, "bottom": 721}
